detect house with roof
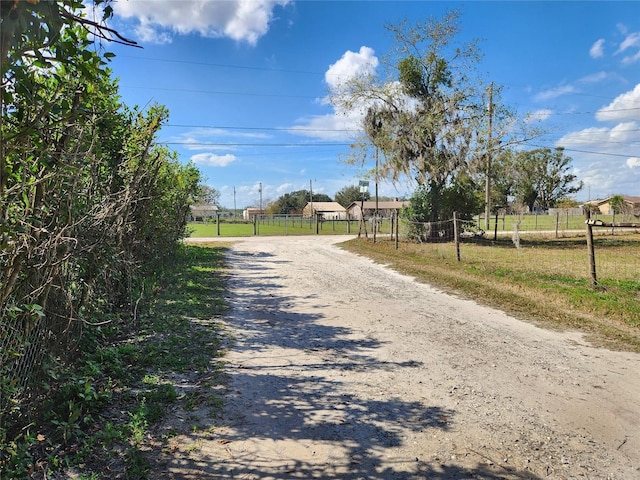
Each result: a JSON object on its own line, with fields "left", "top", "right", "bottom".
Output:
{"left": 346, "top": 200, "right": 409, "bottom": 220}
{"left": 302, "top": 202, "right": 347, "bottom": 220}
{"left": 242, "top": 208, "right": 266, "bottom": 220}
{"left": 582, "top": 195, "right": 640, "bottom": 217}
{"left": 190, "top": 203, "right": 218, "bottom": 221}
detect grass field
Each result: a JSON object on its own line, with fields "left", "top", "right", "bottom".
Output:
{"left": 187, "top": 218, "right": 395, "bottom": 237}
{"left": 339, "top": 233, "right": 640, "bottom": 353}
{"left": 187, "top": 213, "right": 625, "bottom": 238}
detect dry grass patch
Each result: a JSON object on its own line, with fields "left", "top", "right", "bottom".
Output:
{"left": 340, "top": 235, "right": 640, "bottom": 353}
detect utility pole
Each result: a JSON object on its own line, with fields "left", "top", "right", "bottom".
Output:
{"left": 233, "top": 186, "right": 237, "bottom": 218}
{"left": 259, "top": 182, "right": 262, "bottom": 213}
{"left": 484, "top": 82, "right": 494, "bottom": 231}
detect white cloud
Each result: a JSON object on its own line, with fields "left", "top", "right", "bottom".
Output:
{"left": 287, "top": 113, "right": 362, "bottom": 142}
{"left": 324, "top": 46, "right": 378, "bottom": 90}
{"left": 534, "top": 84, "right": 577, "bottom": 101}
{"left": 596, "top": 83, "right": 640, "bottom": 121}
{"left": 191, "top": 153, "right": 237, "bottom": 167}
{"left": 113, "top": 0, "right": 291, "bottom": 45}
{"left": 557, "top": 120, "right": 640, "bottom": 199}
{"left": 282, "top": 47, "right": 380, "bottom": 142}
{"left": 627, "top": 157, "right": 640, "bottom": 169}
{"left": 559, "top": 121, "right": 638, "bottom": 148}
{"left": 590, "top": 39, "right": 605, "bottom": 58}
{"left": 526, "top": 109, "right": 553, "bottom": 122}
{"left": 579, "top": 71, "right": 610, "bottom": 84}
{"left": 276, "top": 183, "right": 293, "bottom": 193}
{"left": 616, "top": 31, "right": 640, "bottom": 64}
{"left": 170, "top": 127, "right": 270, "bottom": 151}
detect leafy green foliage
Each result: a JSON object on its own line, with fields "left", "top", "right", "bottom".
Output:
{"left": 334, "top": 184, "right": 369, "bottom": 207}
{"left": 0, "top": 1, "right": 202, "bottom": 473}
{"left": 404, "top": 177, "right": 483, "bottom": 240}
{"left": 510, "top": 147, "right": 583, "bottom": 211}
{"left": 267, "top": 189, "right": 332, "bottom": 214}
{"left": 1, "top": 245, "right": 229, "bottom": 478}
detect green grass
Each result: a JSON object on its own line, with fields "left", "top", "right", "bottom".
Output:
{"left": 482, "top": 212, "right": 627, "bottom": 232}
{"left": 340, "top": 234, "right": 640, "bottom": 352}
{"left": 1, "top": 244, "right": 230, "bottom": 479}
{"left": 187, "top": 218, "right": 395, "bottom": 237}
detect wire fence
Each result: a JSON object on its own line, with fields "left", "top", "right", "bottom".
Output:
{"left": 399, "top": 213, "right": 640, "bottom": 294}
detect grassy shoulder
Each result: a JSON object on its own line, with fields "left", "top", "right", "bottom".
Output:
{"left": 1, "top": 244, "right": 230, "bottom": 479}
{"left": 339, "top": 235, "right": 640, "bottom": 353}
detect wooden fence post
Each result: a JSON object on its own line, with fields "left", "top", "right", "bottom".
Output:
{"left": 395, "top": 210, "right": 399, "bottom": 250}
{"left": 453, "top": 212, "right": 461, "bottom": 262}
{"left": 585, "top": 209, "right": 597, "bottom": 286}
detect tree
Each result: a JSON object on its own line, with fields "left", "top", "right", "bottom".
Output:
{"left": 512, "top": 147, "right": 583, "bottom": 212}
{"left": 268, "top": 189, "right": 331, "bottom": 214}
{"left": 195, "top": 185, "right": 221, "bottom": 205}
{"left": 404, "top": 175, "right": 482, "bottom": 241}
{"left": 331, "top": 11, "right": 488, "bottom": 223}
{"left": 335, "top": 185, "right": 369, "bottom": 207}
{"left": 609, "top": 194, "right": 625, "bottom": 226}
{"left": 1, "top": 0, "right": 137, "bottom": 199}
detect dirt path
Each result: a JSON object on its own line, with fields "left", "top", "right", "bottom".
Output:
{"left": 162, "top": 236, "right": 640, "bottom": 479}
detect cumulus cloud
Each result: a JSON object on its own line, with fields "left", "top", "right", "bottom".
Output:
{"left": 559, "top": 121, "right": 638, "bottom": 148}
{"left": 324, "top": 46, "right": 378, "bottom": 90}
{"left": 112, "top": 0, "right": 291, "bottom": 45}
{"left": 596, "top": 83, "right": 640, "bottom": 121}
{"left": 284, "top": 46, "right": 380, "bottom": 142}
{"left": 191, "top": 153, "right": 237, "bottom": 167}
{"left": 590, "top": 39, "right": 605, "bottom": 58}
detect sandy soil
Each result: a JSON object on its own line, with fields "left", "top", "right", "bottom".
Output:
{"left": 155, "top": 235, "right": 640, "bottom": 479}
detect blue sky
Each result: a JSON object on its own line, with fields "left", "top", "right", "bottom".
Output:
{"left": 104, "top": 1, "right": 640, "bottom": 209}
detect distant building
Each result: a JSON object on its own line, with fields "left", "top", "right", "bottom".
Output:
{"left": 243, "top": 208, "right": 265, "bottom": 220}
{"left": 582, "top": 196, "right": 640, "bottom": 216}
{"left": 346, "top": 200, "right": 409, "bottom": 220}
{"left": 190, "top": 204, "right": 218, "bottom": 221}
{"left": 302, "top": 202, "right": 347, "bottom": 220}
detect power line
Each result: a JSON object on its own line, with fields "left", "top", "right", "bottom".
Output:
{"left": 120, "top": 85, "right": 318, "bottom": 100}
{"left": 157, "top": 141, "right": 353, "bottom": 147}
{"left": 523, "top": 143, "right": 637, "bottom": 159}
{"left": 118, "top": 55, "right": 323, "bottom": 75}
{"left": 165, "top": 123, "right": 362, "bottom": 132}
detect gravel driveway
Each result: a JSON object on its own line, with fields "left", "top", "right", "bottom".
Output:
{"left": 169, "top": 235, "right": 640, "bottom": 479}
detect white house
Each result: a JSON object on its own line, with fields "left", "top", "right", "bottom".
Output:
{"left": 190, "top": 203, "right": 218, "bottom": 221}
{"left": 302, "top": 202, "right": 347, "bottom": 220}
{"left": 243, "top": 208, "right": 265, "bottom": 220}
{"left": 346, "top": 200, "right": 409, "bottom": 220}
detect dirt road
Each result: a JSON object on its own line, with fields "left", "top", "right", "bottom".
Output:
{"left": 166, "top": 236, "right": 640, "bottom": 479}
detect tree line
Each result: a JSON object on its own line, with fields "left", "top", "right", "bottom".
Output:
{"left": 264, "top": 185, "right": 385, "bottom": 215}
